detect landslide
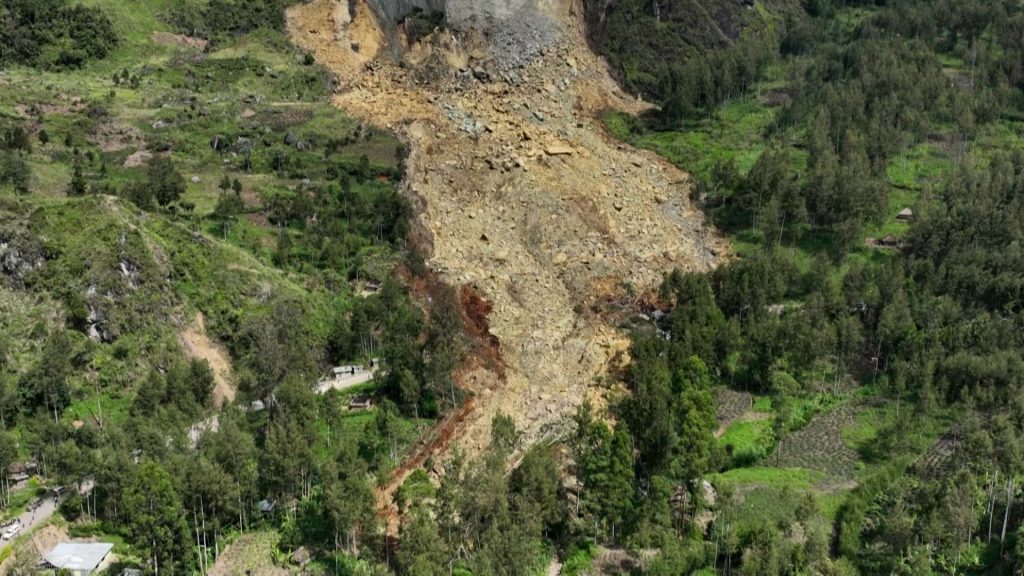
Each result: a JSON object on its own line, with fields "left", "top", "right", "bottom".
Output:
{"left": 286, "top": 0, "right": 725, "bottom": 457}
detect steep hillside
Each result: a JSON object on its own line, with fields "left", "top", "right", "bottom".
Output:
{"left": 287, "top": 0, "right": 725, "bottom": 462}
{"left": 584, "top": 0, "right": 800, "bottom": 102}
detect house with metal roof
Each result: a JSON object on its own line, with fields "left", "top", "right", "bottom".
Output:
{"left": 43, "top": 542, "right": 114, "bottom": 575}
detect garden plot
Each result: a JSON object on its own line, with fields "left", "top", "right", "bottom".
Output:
{"left": 770, "top": 403, "right": 863, "bottom": 487}
{"left": 912, "top": 426, "right": 960, "bottom": 480}
{"left": 714, "top": 387, "right": 753, "bottom": 428}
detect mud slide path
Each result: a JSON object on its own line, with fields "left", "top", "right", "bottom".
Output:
{"left": 287, "top": 0, "right": 724, "bottom": 464}
{"left": 180, "top": 312, "right": 236, "bottom": 408}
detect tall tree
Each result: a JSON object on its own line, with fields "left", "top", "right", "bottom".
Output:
{"left": 123, "top": 462, "right": 193, "bottom": 575}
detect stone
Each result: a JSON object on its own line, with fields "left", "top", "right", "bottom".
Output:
{"left": 544, "top": 145, "right": 574, "bottom": 156}
{"left": 485, "top": 82, "right": 508, "bottom": 95}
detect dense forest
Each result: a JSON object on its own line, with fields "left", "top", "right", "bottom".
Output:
{"left": 3, "top": 0, "right": 1024, "bottom": 574}
{"left": 587, "top": 0, "right": 1024, "bottom": 574}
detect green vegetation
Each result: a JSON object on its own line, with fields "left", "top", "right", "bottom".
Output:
{"left": 718, "top": 419, "right": 772, "bottom": 463}
{"left": 577, "top": 0, "right": 1024, "bottom": 574}
{"left": 0, "top": 0, "right": 473, "bottom": 572}
{"left": 0, "top": 0, "right": 118, "bottom": 69}
{"left": 4, "top": 0, "right": 1024, "bottom": 573}
{"left": 709, "top": 466, "right": 821, "bottom": 490}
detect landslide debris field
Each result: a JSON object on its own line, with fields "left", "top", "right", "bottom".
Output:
{"left": 287, "top": 0, "right": 725, "bottom": 457}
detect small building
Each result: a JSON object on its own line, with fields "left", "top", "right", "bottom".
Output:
{"left": 332, "top": 365, "right": 365, "bottom": 376}
{"left": 878, "top": 234, "right": 900, "bottom": 247}
{"left": 348, "top": 396, "right": 373, "bottom": 411}
{"left": 43, "top": 542, "right": 114, "bottom": 576}
{"left": 7, "top": 461, "right": 37, "bottom": 482}
{"left": 896, "top": 207, "right": 914, "bottom": 221}
{"left": 257, "top": 499, "right": 277, "bottom": 515}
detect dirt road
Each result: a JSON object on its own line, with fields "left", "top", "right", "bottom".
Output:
{"left": 287, "top": 0, "right": 724, "bottom": 461}
{"left": 0, "top": 496, "right": 58, "bottom": 553}
{"left": 315, "top": 370, "right": 376, "bottom": 394}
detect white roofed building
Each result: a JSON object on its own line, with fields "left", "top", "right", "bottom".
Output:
{"left": 43, "top": 542, "right": 114, "bottom": 575}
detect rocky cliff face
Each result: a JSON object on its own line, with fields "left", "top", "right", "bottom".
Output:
{"left": 366, "top": 0, "right": 444, "bottom": 28}
{"left": 367, "top": 0, "right": 537, "bottom": 28}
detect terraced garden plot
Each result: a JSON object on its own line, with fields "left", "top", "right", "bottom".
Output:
{"left": 714, "top": 387, "right": 753, "bottom": 427}
{"left": 912, "top": 427, "right": 960, "bottom": 479}
{"left": 770, "top": 403, "right": 863, "bottom": 484}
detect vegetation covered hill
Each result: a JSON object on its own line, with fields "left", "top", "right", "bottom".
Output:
{"left": 0, "top": 0, "right": 476, "bottom": 572}
{"left": 579, "top": 0, "right": 1024, "bottom": 574}
{"left": 5, "top": 0, "right": 1024, "bottom": 574}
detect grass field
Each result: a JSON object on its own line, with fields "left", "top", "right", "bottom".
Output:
{"left": 719, "top": 419, "right": 773, "bottom": 463}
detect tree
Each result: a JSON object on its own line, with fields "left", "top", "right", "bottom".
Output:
{"left": 573, "top": 403, "right": 634, "bottom": 542}
{"left": 20, "top": 331, "right": 73, "bottom": 421}
{"left": 397, "top": 510, "right": 447, "bottom": 576}
{"left": 66, "top": 163, "right": 88, "bottom": 196}
{"left": 0, "top": 152, "right": 30, "bottom": 194}
{"left": 670, "top": 357, "right": 717, "bottom": 483}
{"left": 123, "top": 462, "right": 194, "bottom": 575}
{"left": 320, "top": 447, "right": 375, "bottom": 554}
{"left": 146, "top": 156, "right": 185, "bottom": 207}
{"left": 3, "top": 126, "right": 31, "bottom": 152}
{"left": 212, "top": 190, "right": 244, "bottom": 237}
{"left": 0, "top": 430, "right": 17, "bottom": 507}
{"left": 397, "top": 368, "right": 422, "bottom": 420}
{"left": 624, "top": 361, "right": 675, "bottom": 474}
{"left": 272, "top": 230, "right": 293, "bottom": 267}
{"left": 510, "top": 444, "right": 563, "bottom": 536}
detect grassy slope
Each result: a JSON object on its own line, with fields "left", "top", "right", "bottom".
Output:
{"left": 0, "top": 0, "right": 405, "bottom": 453}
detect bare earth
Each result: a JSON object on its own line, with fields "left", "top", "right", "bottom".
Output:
{"left": 286, "top": 0, "right": 723, "bottom": 464}
{"left": 180, "top": 312, "right": 236, "bottom": 408}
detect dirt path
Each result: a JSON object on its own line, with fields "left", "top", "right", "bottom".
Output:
{"left": 287, "top": 0, "right": 723, "bottom": 463}
{"left": 180, "top": 312, "right": 235, "bottom": 408}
